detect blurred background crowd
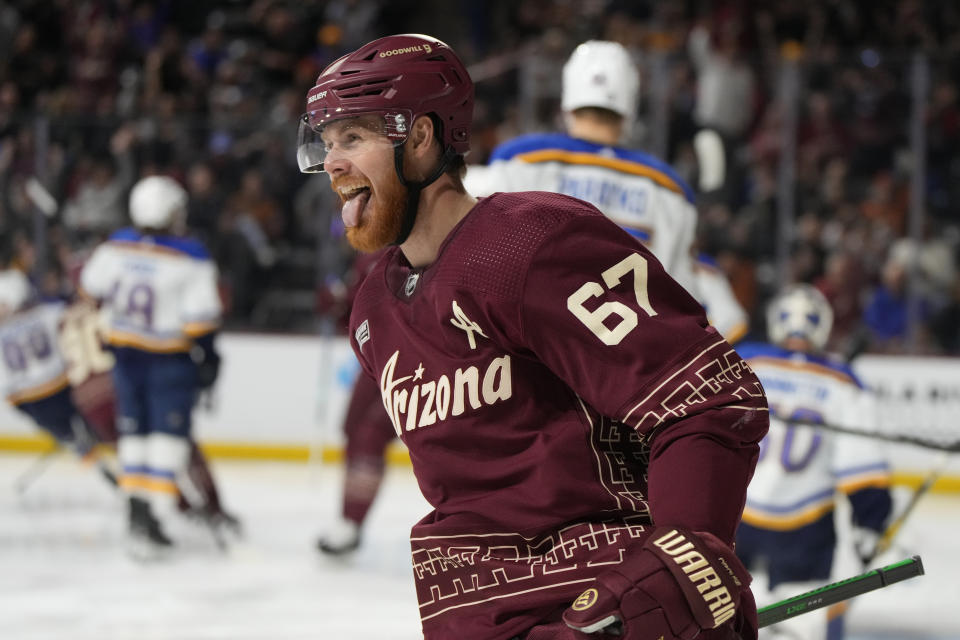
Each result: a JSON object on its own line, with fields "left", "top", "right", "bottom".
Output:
{"left": 1, "top": 0, "right": 958, "bottom": 355}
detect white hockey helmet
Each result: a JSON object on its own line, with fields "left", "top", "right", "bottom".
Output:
{"left": 129, "top": 175, "right": 188, "bottom": 230}
{"left": 0, "top": 268, "right": 31, "bottom": 318}
{"left": 766, "top": 284, "right": 834, "bottom": 351}
{"left": 562, "top": 40, "right": 640, "bottom": 124}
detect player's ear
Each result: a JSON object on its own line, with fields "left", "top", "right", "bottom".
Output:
{"left": 408, "top": 116, "right": 435, "bottom": 154}
{"left": 404, "top": 116, "right": 442, "bottom": 181}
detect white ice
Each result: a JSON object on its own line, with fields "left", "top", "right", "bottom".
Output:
{"left": 0, "top": 453, "right": 958, "bottom": 640}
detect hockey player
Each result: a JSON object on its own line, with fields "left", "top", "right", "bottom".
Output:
{"left": 80, "top": 175, "right": 223, "bottom": 555}
{"left": 464, "top": 41, "right": 701, "bottom": 300}
{"left": 0, "top": 268, "right": 114, "bottom": 479}
{"left": 734, "top": 285, "right": 893, "bottom": 640}
{"left": 59, "top": 299, "right": 239, "bottom": 536}
{"left": 298, "top": 33, "right": 768, "bottom": 640}
{"left": 317, "top": 42, "right": 750, "bottom": 556}
{"left": 315, "top": 250, "right": 395, "bottom": 556}
{"left": 316, "top": 372, "right": 392, "bottom": 554}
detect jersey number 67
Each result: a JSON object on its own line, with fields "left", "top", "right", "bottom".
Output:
{"left": 567, "top": 253, "right": 658, "bottom": 346}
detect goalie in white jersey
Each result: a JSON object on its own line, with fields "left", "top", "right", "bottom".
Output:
{"left": 80, "top": 175, "right": 222, "bottom": 554}
{"left": 734, "top": 285, "right": 893, "bottom": 640}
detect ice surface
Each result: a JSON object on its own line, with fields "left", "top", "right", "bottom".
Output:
{"left": 0, "top": 453, "right": 957, "bottom": 640}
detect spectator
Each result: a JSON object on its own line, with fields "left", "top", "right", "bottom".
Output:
{"left": 815, "top": 250, "right": 867, "bottom": 352}
{"left": 61, "top": 127, "right": 137, "bottom": 247}
{"left": 184, "top": 161, "right": 226, "bottom": 244}
{"left": 0, "top": 1, "right": 955, "bottom": 343}
{"left": 862, "top": 244, "right": 931, "bottom": 353}
{"left": 218, "top": 168, "right": 284, "bottom": 320}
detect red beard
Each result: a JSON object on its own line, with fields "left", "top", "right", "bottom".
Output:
{"left": 334, "top": 175, "right": 408, "bottom": 253}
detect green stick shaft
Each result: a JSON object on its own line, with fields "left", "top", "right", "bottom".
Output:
{"left": 758, "top": 556, "right": 925, "bottom": 627}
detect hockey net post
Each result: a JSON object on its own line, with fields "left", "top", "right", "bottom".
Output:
{"left": 758, "top": 556, "right": 925, "bottom": 628}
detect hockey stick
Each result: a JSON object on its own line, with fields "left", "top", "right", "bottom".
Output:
{"left": 176, "top": 469, "right": 229, "bottom": 553}
{"left": 69, "top": 415, "right": 120, "bottom": 489}
{"left": 865, "top": 451, "right": 951, "bottom": 564}
{"left": 785, "top": 415, "right": 960, "bottom": 452}
{"left": 14, "top": 446, "right": 64, "bottom": 494}
{"left": 757, "top": 555, "right": 924, "bottom": 627}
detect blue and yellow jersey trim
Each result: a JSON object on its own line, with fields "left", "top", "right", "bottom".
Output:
{"left": 104, "top": 316, "right": 219, "bottom": 353}
{"left": 735, "top": 342, "right": 865, "bottom": 388}
{"left": 107, "top": 228, "right": 212, "bottom": 260}
{"left": 488, "top": 133, "right": 696, "bottom": 203}
{"left": 6, "top": 373, "right": 70, "bottom": 405}
{"left": 105, "top": 329, "right": 192, "bottom": 354}
{"left": 515, "top": 149, "right": 689, "bottom": 198}
{"left": 836, "top": 462, "right": 891, "bottom": 494}
{"left": 742, "top": 488, "right": 836, "bottom": 531}
{"left": 183, "top": 320, "right": 220, "bottom": 338}
{"left": 746, "top": 356, "right": 858, "bottom": 386}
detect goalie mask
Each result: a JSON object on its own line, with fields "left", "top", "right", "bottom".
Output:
{"left": 766, "top": 284, "right": 834, "bottom": 351}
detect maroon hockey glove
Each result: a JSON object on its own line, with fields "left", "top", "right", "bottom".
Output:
{"left": 562, "top": 527, "right": 755, "bottom": 640}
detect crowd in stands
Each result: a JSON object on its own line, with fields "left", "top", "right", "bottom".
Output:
{"left": 0, "top": 0, "right": 957, "bottom": 354}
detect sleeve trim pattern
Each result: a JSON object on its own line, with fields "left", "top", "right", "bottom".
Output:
{"left": 621, "top": 336, "right": 767, "bottom": 433}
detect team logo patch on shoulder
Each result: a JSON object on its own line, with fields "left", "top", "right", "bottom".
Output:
{"left": 450, "top": 300, "right": 488, "bottom": 350}
{"left": 355, "top": 320, "right": 370, "bottom": 351}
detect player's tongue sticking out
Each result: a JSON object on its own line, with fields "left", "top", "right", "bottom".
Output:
{"left": 340, "top": 189, "right": 370, "bottom": 228}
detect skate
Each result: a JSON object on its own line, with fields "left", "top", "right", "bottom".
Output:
{"left": 316, "top": 517, "right": 361, "bottom": 555}
{"left": 127, "top": 496, "right": 173, "bottom": 560}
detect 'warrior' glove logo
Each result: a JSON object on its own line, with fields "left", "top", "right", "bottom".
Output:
{"left": 572, "top": 588, "right": 599, "bottom": 611}
{"left": 651, "top": 529, "right": 737, "bottom": 627}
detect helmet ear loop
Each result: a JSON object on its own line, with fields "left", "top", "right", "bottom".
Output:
{"left": 390, "top": 143, "right": 457, "bottom": 246}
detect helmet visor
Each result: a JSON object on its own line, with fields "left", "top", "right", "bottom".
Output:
{"left": 296, "top": 110, "right": 412, "bottom": 173}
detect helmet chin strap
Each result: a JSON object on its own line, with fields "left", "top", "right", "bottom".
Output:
{"left": 390, "top": 145, "right": 457, "bottom": 246}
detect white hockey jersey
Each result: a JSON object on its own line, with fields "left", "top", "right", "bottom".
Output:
{"left": 0, "top": 301, "right": 70, "bottom": 405}
{"left": 80, "top": 229, "right": 221, "bottom": 353}
{"left": 736, "top": 342, "right": 890, "bottom": 532}
{"left": 464, "top": 133, "right": 700, "bottom": 297}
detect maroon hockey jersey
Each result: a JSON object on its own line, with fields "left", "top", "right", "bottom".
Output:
{"left": 349, "top": 192, "right": 768, "bottom": 640}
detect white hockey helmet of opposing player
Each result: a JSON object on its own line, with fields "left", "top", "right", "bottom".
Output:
{"left": 0, "top": 268, "right": 31, "bottom": 318}
{"left": 766, "top": 284, "right": 834, "bottom": 351}
{"left": 129, "top": 175, "right": 188, "bottom": 230}
{"left": 562, "top": 40, "right": 640, "bottom": 124}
